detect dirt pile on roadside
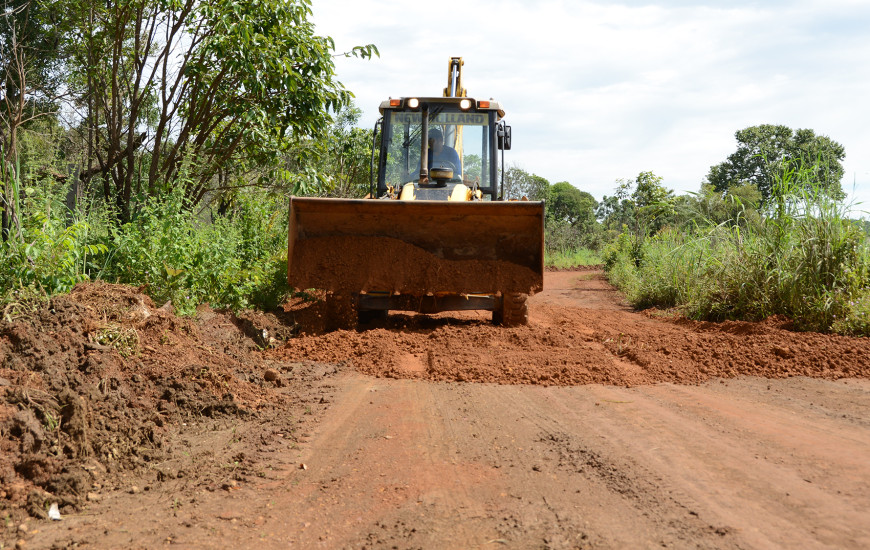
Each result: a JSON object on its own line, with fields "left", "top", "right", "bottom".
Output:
{"left": 291, "top": 235, "right": 542, "bottom": 295}
{"left": 269, "top": 281, "right": 870, "bottom": 387}
{"left": 0, "top": 282, "right": 300, "bottom": 522}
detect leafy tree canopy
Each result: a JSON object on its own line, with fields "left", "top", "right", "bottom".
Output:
{"left": 705, "top": 124, "right": 845, "bottom": 203}
{"left": 1, "top": 0, "right": 70, "bottom": 159}
{"left": 598, "top": 171, "right": 674, "bottom": 234}
{"left": 53, "top": 0, "right": 377, "bottom": 220}
{"left": 689, "top": 183, "right": 763, "bottom": 228}
{"left": 503, "top": 166, "right": 550, "bottom": 201}
{"left": 549, "top": 181, "right": 597, "bottom": 229}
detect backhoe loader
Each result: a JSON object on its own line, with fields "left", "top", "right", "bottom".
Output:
{"left": 288, "top": 58, "right": 544, "bottom": 329}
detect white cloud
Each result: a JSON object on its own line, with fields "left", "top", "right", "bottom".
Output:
{"left": 313, "top": 0, "right": 870, "bottom": 209}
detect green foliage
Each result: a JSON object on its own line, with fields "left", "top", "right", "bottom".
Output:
{"left": 687, "top": 183, "right": 763, "bottom": 229}
{"left": 309, "top": 103, "right": 375, "bottom": 198}
{"left": 503, "top": 170, "right": 603, "bottom": 262}
{"left": 0, "top": 0, "right": 378, "bottom": 315}
{"left": 503, "top": 166, "right": 550, "bottom": 201}
{"left": 598, "top": 171, "right": 676, "bottom": 237}
{"left": 546, "top": 216, "right": 605, "bottom": 254}
{"left": 605, "top": 158, "right": 870, "bottom": 334}
{"left": 1, "top": 160, "right": 292, "bottom": 315}
{"left": 463, "top": 154, "right": 482, "bottom": 183}
{"left": 104, "top": 188, "right": 289, "bottom": 315}
{"left": 0, "top": 161, "right": 107, "bottom": 295}
{"left": 601, "top": 231, "right": 641, "bottom": 296}
{"left": 0, "top": 0, "right": 69, "bottom": 157}
{"left": 632, "top": 171, "right": 673, "bottom": 207}
{"left": 831, "top": 289, "right": 870, "bottom": 336}
{"left": 545, "top": 247, "right": 602, "bottom": 269}
{"left": 549, "top": 182, "right": 598, "bottom": 229}
{"left": 706, "top": 124, "right": 845, "bottom": 203}
{"left": 59, "top": 0, "right": 378, "bottom": 220}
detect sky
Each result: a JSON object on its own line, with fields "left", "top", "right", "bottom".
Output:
{"left": 312, "top": 0, "right": 870, "bottom": 208}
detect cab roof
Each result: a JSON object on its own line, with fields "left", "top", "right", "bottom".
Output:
{"left": 378, "top": 96, "right": 505, "bottom": 121}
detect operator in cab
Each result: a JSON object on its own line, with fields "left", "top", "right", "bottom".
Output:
{"left": 426, "top": 128, "right": 461, "bottom": 176}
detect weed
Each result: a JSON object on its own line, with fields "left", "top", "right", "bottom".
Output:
{"left": 614, "top": 333, "right": 632, "bottom": 355}
{"left": 1, "top": 179, "right": 290, "bottom": 317}
{"left": 44, "top": 411, "right": 60, "bottom": 432}
{"left": 1, "top": 285, "right": 48, "bottom": 322}
{"left": 94, "top": 324, "right": 140, "bottom": 357}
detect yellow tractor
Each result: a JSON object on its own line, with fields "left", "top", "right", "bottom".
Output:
{"left": 288, "top": 58, "right": 544, "bottom": 329}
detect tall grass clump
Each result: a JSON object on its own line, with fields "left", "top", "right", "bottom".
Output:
{"left": 604, "top": 158, "right": 870, "bottom": 334}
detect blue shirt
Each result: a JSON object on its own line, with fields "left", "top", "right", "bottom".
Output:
{"left": 429, "top": 145, "right": 462, "bottom": 176}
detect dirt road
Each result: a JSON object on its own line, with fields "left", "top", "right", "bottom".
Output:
{"left": 22, "top": 272, "right": 870, "bottom": 549}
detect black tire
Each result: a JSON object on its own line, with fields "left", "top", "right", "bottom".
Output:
{"left": 492, "top": 293, "right": 529, "bottom": 327}
{"left": 325, "top": 293, "right": 357, "bottom": 331}
{"left": 358, "top": 309, "right": 388, "bottom": 324}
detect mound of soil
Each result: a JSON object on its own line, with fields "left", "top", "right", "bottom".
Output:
{"left": 268, "top": 273, "right": 870, "bottom": 386}
{"left": 291, "top": 235, "right": 542, "bottom": 295}
{"left": 0, "top": 282, "right": 323, "bottom": 527}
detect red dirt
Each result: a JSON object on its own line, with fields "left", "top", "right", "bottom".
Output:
{"left": 269, "top": 271, "right": 870, "bottom": 386}
{"left": 290, "top": 235, "right": 542, "bottom": 295}
{"left": 0, "top": 282, "right": 319, "bottom": 530}
{"left": 3, "top": 271, "right": 870, "bottom": 549}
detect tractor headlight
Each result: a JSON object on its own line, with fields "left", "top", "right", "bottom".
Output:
{"left": 459, "top": 98, "right": 471, "bottom": 110}
{"left": 407, "top": 97, "right": 420, "bottom": 109}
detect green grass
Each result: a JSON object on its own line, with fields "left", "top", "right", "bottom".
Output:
{"left": 545, "top": 247, "right": 602, "bottom": 269}
{"left": 603, "top": 159, "right": 870, "bottom": 335}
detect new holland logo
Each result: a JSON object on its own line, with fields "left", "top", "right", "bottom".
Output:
{"left": 392, "top": 112, "right": 488, "bottom": 126}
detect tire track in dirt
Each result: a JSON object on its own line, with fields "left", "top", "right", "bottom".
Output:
{"left": 478, "top": 384, "right": 741, "bottom": 549}
{"left": 559, "top": 383, "right": 870, "bottom": 549}
{"left": 19, "top": 271, "right": 870, "bottom": 549}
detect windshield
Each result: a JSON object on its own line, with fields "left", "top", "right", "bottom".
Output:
{"left": 383, "top": 109, "right": 492, "bottom": 190}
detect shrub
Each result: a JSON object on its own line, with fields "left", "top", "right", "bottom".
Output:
{"left": 104, "top": 188, "right": 290, "bottom": 315}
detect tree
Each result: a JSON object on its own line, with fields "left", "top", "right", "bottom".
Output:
{"left": 463, "top": 153, "right": 482, "bottom": 183}
{"left": 1, "top": 0, "right": 70, "bottom": 240}
{"left": 66, "top": 0, "right": 377, "bottom": 221}
{"left": 598, "top": 171, "right": 675, "bottom": 234}
{"left": 502, "top": 166, "right": 549, "bottom": 201}
{"left": 0, "top": 0, "right": 68, "bottom": 159}
{"left": 632, "top": 171, "right": 673, "bottom": 208}
{"left": 690, "top": 183, "right": 762, "bottom": 228}
{"left": 322, "top": 103, "right": 374, "bottom": 198}
{"left": 548, "top": 181, "right": 597, "bottom": 228}
{"left": 705, "top": 124, "right": 845, "bottom": 203}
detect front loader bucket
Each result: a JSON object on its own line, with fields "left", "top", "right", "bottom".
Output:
{"left": 287, "top": 197, "right": 544, "bottom": 296}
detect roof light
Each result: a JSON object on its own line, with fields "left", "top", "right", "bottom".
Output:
{"left": 478, "top": 100, "right": 490, "bottom": 109}
{"left": 407, "top": 97, "right": 420, "bottom": 109}
{"left": 389, "top": 99, "right": 401, "bottom": 107}
{"left": 459, "top": 99, "right": 471, "bottom": 110}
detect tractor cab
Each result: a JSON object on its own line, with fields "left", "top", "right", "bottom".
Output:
{"left": 372, "top": 97, "right": 511, "bottom": 201}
